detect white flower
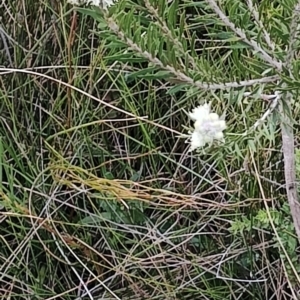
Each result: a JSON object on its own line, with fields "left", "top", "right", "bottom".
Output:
{"left": 188, "top": 103, "right": 210, "bottom": 121}
{"left": 186, "top": 103, "right": 226, "bottom": 151}
{"left": 190, "top": 131, "right": 205, "bottom": 151}
{"left": 67, "top": 0, "right": 115, "bottom": 9}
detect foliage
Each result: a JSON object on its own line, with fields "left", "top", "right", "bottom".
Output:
{"left": 0, "top": 0, "right": 300, "bottom": 299}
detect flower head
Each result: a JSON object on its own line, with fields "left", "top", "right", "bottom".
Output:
{"left": 188, "top": 103, "right": 210, "bottom": 121}
{"left": 67, "top": 0, "right": 115, "bottom": 9}
{"left": 186, "top": 103, "right": 226, "bottom": 151}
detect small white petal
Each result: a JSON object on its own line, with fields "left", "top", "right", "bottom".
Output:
{"left": 203, "top": 134, "right": 214, "bottom": 143}
{"left": 217, "top": 120, "right": 226, "bottom": 130}
{"left": 188, "top": 104, "right": 210, "bottom": 121}
{"left": 214, "top": 131, "right": 224, "bottom": 140}
{"left": 189, "top": 131, "right": 205, "bottom": 151}
{"left": 208, "top": 113, "right": 219, "bottom": 121}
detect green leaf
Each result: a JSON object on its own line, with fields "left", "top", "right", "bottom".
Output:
{"left": 76, "top": 7, "right": 103, "bottom": 21}
{"left": 167, "top": 84, "right": 190, "bottom": 94}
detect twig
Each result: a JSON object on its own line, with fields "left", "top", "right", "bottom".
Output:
{"left": 280, "top": 105, "right": 300, "bottom": 240}
{"left": 246, "top": 0, "right": 275, "bottom": 51}
{"left": 280, "top": 1, "right": 300, "bottom": 241}
{"left": 252, "top": 91, "right": 279, "bottom": 129}
{"left": 284, "top": 2, "right": 300, "bottom": 68}
{"left": 144, "top": 0, "right": 199, "bottom": 71}
{"left": 243, "top": 92, "right": 278, "bottom": 101}
{"left": 106, "top": 17, "right": 279, "bottom": 90}
{"left": 205, "top": 0, "right": 282, "bottom": 71}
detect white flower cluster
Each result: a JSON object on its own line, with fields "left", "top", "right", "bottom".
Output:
{"left": 186, "top": 103, "right": 226, "bottom": 151}
{"left": 67, "top": 0, "right": 115, "bottom": 9}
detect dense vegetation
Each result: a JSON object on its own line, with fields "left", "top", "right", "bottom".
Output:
{"left": 0, "top": 0, "right": 300, "bottom": 299}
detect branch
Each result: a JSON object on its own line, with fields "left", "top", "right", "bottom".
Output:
{"left": 107, "top": 17, "right": 279, "bottom": 90}
{"left": 246, "top": 0, "right": 275, "bottom": 51}
{"left": 280, "top": 95, "right": 300, "bottom": 241}
{"left": 205, "top": 0, "right": 282, "bottom": 71}
{"left": 143, "top": 0, "right": 199, "bottom": 72}
{"left": 252, "top": 91, "right": 279, "bottom": 130}
{"left": 280, "top": 1, "right": 300, "bottom": 241}
{"left": 285, "top": 2, "right": 300, "bottom": 68}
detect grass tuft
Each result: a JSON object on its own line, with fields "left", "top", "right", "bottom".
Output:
{"left": 0, "top": 0, "right": 299, "bottom": 299}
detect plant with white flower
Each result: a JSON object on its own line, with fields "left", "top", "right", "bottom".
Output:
{"left": 67, "top": 0, "right": 115, "bottom": 9}
{"left": 185, "top": 103, "right": 226, "bottom": 152}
